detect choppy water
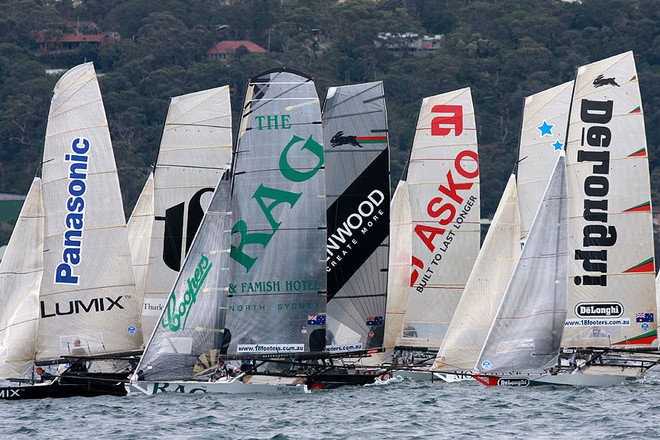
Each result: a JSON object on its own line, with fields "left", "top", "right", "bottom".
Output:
{"left": 3, "top": 375, "right": 660, "bottom": 439}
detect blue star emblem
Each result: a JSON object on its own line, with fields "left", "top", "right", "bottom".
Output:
{"left": 552, "top": 140, "right": 563, "bottom": 151}
{"left": 538, "top": 120, "right": 553, "bottom": 137}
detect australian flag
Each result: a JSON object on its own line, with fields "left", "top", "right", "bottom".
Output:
{"left": 307, "top": 314, "right": 326, "bottom": 325}
{"left": 636, "top": 312, "right": 654, "bottom": 323}
{"left": 366, "top": 316, "right": 384, "bottom": 326}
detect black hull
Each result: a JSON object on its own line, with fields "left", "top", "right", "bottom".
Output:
{"left": 0, "top": 373, "right": 127, "bottom": 400}
{"left": 306, "top": 372, "right": 379, "bottom": 389}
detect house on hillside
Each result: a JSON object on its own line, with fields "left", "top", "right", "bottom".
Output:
{"left": 32, "top": 21, "right": 120, "bottom": 54}
{"left": 375, "top": 32, "right": 443, "bottom": 55}
{"left": 207, "top": 40, "right": 267, "bottom": 62}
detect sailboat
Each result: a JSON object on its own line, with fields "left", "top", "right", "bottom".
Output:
{"left": 317, "top": 81, "right": 391, "bottom": 385}
{"left": 127, "top": 86, "right": 233, "bottom": 340}
{"left": 530, "top": 52, "right": 660, "bottom": 386}
{"left": 380, "top": 88, "right": 481, "bottom": 377}
{"left": 473, "top": 152, "right": 569, "bottom": 387}
{"left": 432, "top": 82, "right": 573, "bottom": 382}
{"left": 127, "top": 68, "right": 326, "bottom": 395}
{"left": 432, "top": 173, "right": 520, "bottom": 381}
{"left": 0, "top": 62, "right": 144, "bottom": 399}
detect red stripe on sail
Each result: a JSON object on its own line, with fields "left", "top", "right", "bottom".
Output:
{"left": 627, "top": 148, "right": 646, "bottom": 157}
{"left": 623, "top": 258, "right": 654, "bottom": 273}
{"left": 614, "top": 331, "right": 656, "bottom": 346}
{"left": 624, "top": 201, "right": 650, "bottom": 212}
{"left": 356, "top": 136, "right": 387, "bottom": 142}
{"left": 630, "top": 106, "right": 641, "bottom": 113}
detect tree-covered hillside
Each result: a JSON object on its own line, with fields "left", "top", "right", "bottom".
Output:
{"left": 1, "top": 0, "right": 659, "bottom": 245}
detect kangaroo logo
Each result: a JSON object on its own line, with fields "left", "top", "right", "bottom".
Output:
{"left": 593, "top": 74, "right": 620, "bottom": 88}
{"left": 331, "top": 131, "right": 362, "bottom": 148}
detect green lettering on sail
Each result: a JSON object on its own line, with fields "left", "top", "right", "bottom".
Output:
{"left": 230, "top": 134, "right": 324, "bottom": 272}
{"left": 162, "top": 253, "right": 212, "bottom": 332}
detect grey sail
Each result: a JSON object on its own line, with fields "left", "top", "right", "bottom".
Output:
{"left": 136, "top": 171, "right": 233, "bottom": 381}
{"left": 322, "top": 82, "right": 390, "bottom": 353}
{"left": 476, "top": 153, "right": 568, "bottom": 374}
{"left": 224, "top": 69, "right": 327, "bottom": 356}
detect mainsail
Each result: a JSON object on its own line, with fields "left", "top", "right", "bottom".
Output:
{"left": 37, "top": 62, "right": 142, "bottom": 360}
{"left": 433, "top": 174, "right": 520, "bottom": 372}
{"left": 517, "top": 81, "right": 572, "bottom": 243}
{"left": 476, "top": 153, "right": 568, "bottom": 374}
{"left": 562, "top": 52, "right": 656, "bottom": 348}
{"left": 135, "top": 87, "right": 233, "bottom": 338}
{"left": 0, "top": 178, "right": 43, "bottom": 378}
{"left": 223, "top": 69, "right": 327, "bottom": 356}
{"left": 322, "top": 82, "right": 390, "bottom": 354}
{"left": 399, "top": 88, "right": 480, "bottom": 349}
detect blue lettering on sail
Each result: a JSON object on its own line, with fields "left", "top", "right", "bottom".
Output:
{"left": 55, "top": 137, "right": 90, "bottom": 284}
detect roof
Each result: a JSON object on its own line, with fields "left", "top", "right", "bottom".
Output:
{"left": 33, "top": 32, "right": 119, "bottom": 45}
{"left": 208, "top": 40, "right": 267, "bottom": 55}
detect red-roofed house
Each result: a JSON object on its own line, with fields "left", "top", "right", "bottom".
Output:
{"left": 33, "top": 31, "right": 120, "bottom": 53}
{"left": 207, "top": 40, "right": 267, "bottom": 61}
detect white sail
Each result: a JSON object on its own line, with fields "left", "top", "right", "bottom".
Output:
{"left": 323, "top": 81, "right": 390, "bottom": 353}
{"left": 37, "top": 63, "right": 142, "bottom": 361}
{"left": 381, "top": 180, "right": 412, "bottom": 356}
{"left": 139, "top": 86, "right": 233, "bottom": 338}
{"left": 0, "top": 178, "right": 43, "bottom": 378}
{"left": 517, "top": 81, "right": 572, "bottom": 243}
{"left": 434, "top": 174, "right": 520, "bottom": 372}
{"left": 127, "top": 173, "right": 154, "bottom": 302}
{"left": 476, "top": 153, "right": 568, "bottom": 374}
{"left": 400, "top": 88, "right": 480, "bottom": 348}
{"left": 563, "top": 52, "right": 656, "bottom": 348}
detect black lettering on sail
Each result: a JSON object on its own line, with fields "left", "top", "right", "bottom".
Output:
{"left": 326, "top": 149, "right": 390, "bottom": 300}
{"left": 186, "top": 188, "right": 214, "bottom": 253}
{"left": 162, "top": 202, "right": 184, "bottom": 271}
{"left": 160, "top": 188, "right": 214, "bottom": 272}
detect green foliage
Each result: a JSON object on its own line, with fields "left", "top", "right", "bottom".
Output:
{"left": 0, "top": 0, "right": 660, "bottom": 247}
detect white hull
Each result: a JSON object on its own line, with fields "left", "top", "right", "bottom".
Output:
{"left": 389, "top": 368, "right": 474, "bottom": 382}
{"left": 533, "top": 366, "right": 643, "bottom": 387}
{"left": 127, "top": 375, "right": 309, "bottom": 395}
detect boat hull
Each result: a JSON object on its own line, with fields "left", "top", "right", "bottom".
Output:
{"left": 0, "top": 374, "right": 127, "bottom": 400}
{"left": 531, "top": 369, "right": 641, "bottom": 387}
{"left": 127, "top": 376, "right": 309, "bottom": 395}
